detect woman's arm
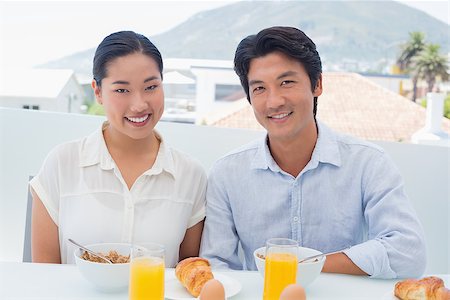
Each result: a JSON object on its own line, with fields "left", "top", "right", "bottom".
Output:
{"left": 31, "top": 188, "right": 61, "bottom": 263}
{"left": 178, "top": 220, "right": 204, "bottom": 261}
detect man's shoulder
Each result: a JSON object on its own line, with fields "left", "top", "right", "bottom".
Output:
{"left": 318, "top": 121, "right": 385, "bottom": 156}
{"left": 213, "top": 139, "right": 261, "bottom": 167}
{"left": 333, "top": 130, "right": 386, "bottom": 156}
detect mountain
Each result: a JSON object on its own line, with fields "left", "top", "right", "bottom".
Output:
{"left": 41, "top": 0, "right": 449, "bottom": 74}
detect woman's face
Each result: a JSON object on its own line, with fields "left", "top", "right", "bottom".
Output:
{"left": 93, "top": 52, "right": 164, "bottom": 141}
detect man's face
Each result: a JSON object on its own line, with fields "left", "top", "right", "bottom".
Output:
{"left": 247, "top": 51, "right": 322, "bottom": 143}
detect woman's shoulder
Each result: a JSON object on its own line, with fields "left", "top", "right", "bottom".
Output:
{"left": 46, "top": 138, "right": 83, "bottom": 159}
{"left": 44, "top": 131, "right": 97, "bottom": 164}
{"left": 166, "top": 146, "right": 206, "bottom": 175}
{"left": 35, "top": 135, "right": 88, "bottom": 178}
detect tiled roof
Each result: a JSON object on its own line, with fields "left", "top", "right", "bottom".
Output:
{"left": 211, "top": 72, "right": 450, "bottom": 143}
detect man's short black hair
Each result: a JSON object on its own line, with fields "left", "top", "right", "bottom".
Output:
{"left": 234, "top": 26, "right": 322, "bottom": 117}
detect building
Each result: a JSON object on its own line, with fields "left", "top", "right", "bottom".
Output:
{"left": 163, "top": 58, "right": 243, "bottom": 124}
{"left": 0, "top": 69, "right": 85, "bottom": 113}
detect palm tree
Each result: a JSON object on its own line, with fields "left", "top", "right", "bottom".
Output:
{"left": 414, "top": 44, "right": 449, "bottom": 92}
{"left": 396, "top": 32, "right": 426, "bottom": 102}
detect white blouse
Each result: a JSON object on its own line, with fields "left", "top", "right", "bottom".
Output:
{"left": 30, "top": 122, "right": 207, "bottom": 266}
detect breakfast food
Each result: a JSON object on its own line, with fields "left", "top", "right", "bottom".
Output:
{"left": 257, "top": 253, "right": 266, "bottom": 260}
{"left": 394, "top": 276, "right": 450, "bottom": 300}
{"left": 81, "top": 250, "right": 130, "bottom": 263}
{"left": 175, "top": 257, "right": 214, "bottom": 297}
{"left": 279, "top": 283, "right": 307, "bottom": 300}
{"left": 199, "top": 279, "right": 225, "bottom": 300}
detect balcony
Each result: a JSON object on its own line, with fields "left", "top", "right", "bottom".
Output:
{"left": 0, "top": 107, "right": 448, "bottom": 274}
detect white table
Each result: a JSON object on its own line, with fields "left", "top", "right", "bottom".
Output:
{"left": 0, "top": 262, "right": 448, "bottom": 299}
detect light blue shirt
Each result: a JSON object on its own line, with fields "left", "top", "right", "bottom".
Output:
{"left": 200, "top": 121, "right": 426, "bottom": 279}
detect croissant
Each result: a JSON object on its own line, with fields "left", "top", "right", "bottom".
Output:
{"left": 175, "top": 257, "right": 214, "bottom": 297}
{"left": 394, "top": 276, "right": 450, "bottom": 300}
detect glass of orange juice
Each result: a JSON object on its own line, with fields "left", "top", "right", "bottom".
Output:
{"left": 129, "top": 243, "right": 165, "bottom": 300}
{"left": 263, "top": 238, "right": 298, "bottom": 300}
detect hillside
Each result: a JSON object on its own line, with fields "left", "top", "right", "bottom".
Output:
{"left": 41, "top": 0, "right": 449, "bottom": 74}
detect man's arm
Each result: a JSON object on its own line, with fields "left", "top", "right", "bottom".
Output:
{"left": 322, "top": 253, "right": 367, "bottom": 275}
{"left": 343, "top": 151, "right": 426, "bottom": 278}
{"left": 199, "top": 167, "right": 242, "bottom": 270}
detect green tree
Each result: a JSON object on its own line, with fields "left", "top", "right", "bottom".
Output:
{"left": 396, "top": 31, "right": 426, "bottom": 102}
{"left": 414, "top": 43, "right": 449, "bottom": 93}
{"left": 87, "top": 102, "right": 105, "bottom": 116}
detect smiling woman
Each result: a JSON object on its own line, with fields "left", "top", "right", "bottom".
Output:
{"left": 29, "top": 31, "right": 207, "bottom": 267}
{"left": 92, "top": 51, "right": 165, "bottom": 143}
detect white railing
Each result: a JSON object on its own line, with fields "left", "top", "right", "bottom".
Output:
{"left": 0, "top": 108, "right": 448, "bottom": 274}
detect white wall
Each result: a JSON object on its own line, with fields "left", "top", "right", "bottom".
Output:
{"left": 0, "top": 108, "right": 448, "bottom": 275}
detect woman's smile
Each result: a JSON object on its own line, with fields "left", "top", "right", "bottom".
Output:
{"left": 125, "top": 113, "right": 151, "bottom": 127}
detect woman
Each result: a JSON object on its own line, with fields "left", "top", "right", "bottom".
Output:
{"left": 30, "top": 31, "right": 206, "bottom": 266}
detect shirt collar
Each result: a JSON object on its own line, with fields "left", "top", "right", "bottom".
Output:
{"left": 312, "top": 120, "right": 342, "bottom": 167}
{"left": 250, "top": 136, "right": 280, "bottom": 172}
{"left": 250, "top": 120, "right": 342, "bottom": 172}
{"left": 79, "top": 122, "right": 176, "bottom": 178}
{"left": 79, "top": 122, "right": 113, "bottom": 170}
{"left": 143, "top": 131, "right": 176, "bottom": 178}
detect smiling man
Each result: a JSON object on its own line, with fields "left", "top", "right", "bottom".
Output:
{"left": 200, "top": 26, "right": 426, "bottom": 279}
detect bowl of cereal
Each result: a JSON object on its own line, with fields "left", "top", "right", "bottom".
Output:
{"left": 253, "top": 245, "right": 325, "bottom": 287}
{"left": 74, "top": 242, "right": 131, "bottom": 292}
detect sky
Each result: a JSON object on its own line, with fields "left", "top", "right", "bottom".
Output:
{"left": 0, "top": 0, "right": 448, "bottom": 70}
{"left": 398, "top": 0, "right": 449, "bottom": 24}
{"left": 0, "top": 0, "right": 233, "bottom": 69}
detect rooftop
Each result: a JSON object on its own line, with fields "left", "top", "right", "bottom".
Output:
{"left": 0, "top": 69, "right": 75, "bottom": 98}
{"left": 211, "top": 72, "right": 450, "bottom": 142}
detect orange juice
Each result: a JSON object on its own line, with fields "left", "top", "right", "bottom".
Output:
{"left": 263, "top": 252, "right": 298, "bottom": 300}
{"left": 129, "top": 256, "right": 165, "bottom": 300}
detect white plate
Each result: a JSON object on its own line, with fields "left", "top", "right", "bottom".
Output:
{"left": 165, "top": 272, "right": 242, "bottom": 300}
{"left": 380, "top": 292, "right": 398, "bottom": 300}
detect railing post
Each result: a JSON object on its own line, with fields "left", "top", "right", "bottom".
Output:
{"left": 412, "top": 92, "right": 450, "bottom": 147}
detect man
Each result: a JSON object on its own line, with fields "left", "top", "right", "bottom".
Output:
{"left": 200, "top": 26, "right": 426, "bottom": 279}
